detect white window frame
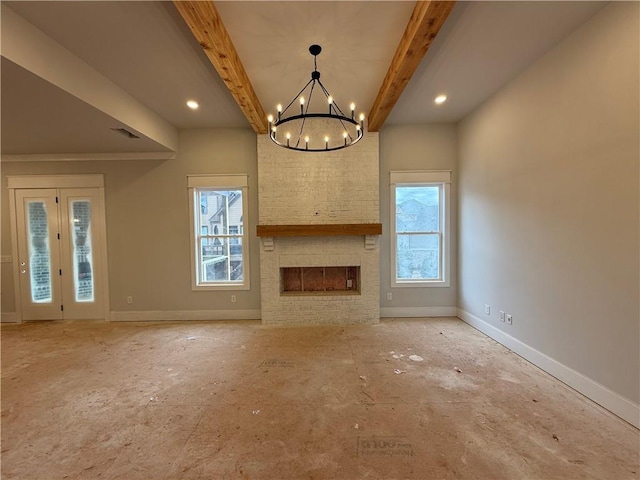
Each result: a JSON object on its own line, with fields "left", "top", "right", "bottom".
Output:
{"left": 390, "top": 170, "right": 451, "bottom": 288}
{"left": 187, "top": 174, "right": 250, "bottom": 291}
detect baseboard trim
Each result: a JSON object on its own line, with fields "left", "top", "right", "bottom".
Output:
{"left": 1, "top": 312, "right": 20, "bottom": 323}
{"left": 109, "top": 309, "right": 262, "bottom": 322}
{"left": 380, "top": 306, "right": 457, "bottom": 318}
{"left": 457, "top": 308, "right": 640, "bottom": 428}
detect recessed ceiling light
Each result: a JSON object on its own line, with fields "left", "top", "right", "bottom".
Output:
{"left": 434, "top": 94, "right": 447, "bottom": 105}
{"left": 186, "top": 100, "right": 199, "bottom": 110}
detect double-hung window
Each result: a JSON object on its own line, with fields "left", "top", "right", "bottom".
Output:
{"left": 187, "top": 175, "right": 250, "bottom": 290}
{"left": 390, "top": 171, "right": 451, "bottom": 287}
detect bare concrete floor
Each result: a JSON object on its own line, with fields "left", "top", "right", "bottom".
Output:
{"left": 1, "top": 317, "right": 638, "bottom": 479}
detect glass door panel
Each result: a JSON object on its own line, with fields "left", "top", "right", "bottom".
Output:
{"left": 70, "top": 200, "right": 94, "bottom": 302}
{"left": 27, "top": 201, "right": 53, "bottom": 303}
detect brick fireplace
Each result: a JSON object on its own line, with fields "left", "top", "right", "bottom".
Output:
{"left": 257, "top": 132, "right": 380, "bottom": 326}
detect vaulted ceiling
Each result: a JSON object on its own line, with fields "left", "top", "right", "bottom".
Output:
{"left": 1, "top": 1, "right": 606, "bottom": 158}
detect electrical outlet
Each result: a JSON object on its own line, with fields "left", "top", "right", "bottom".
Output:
{"left": 484, "top": 304, "right": 491, "bottom": 315}
{"left": 500, "top": 311, "right": 505, "bottom": 322}
{"left": 231, "top": 295, "right": 237, "bottom": 303}
{"left": 387, "top": 293, "right": 393, "bottom": 301}
{"left": 127, "top": 296, "right": 133, "bottom": 304}
{"left": 506, "top": 314, "right": 513, "bottom": 325}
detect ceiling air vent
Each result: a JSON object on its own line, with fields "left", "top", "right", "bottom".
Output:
{"left": 111, "top": 127, "right": 140, "bottom": 139}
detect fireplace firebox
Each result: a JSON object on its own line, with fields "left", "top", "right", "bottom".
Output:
{"left": 281, "top": 266, "right": 359, "bottom": 295}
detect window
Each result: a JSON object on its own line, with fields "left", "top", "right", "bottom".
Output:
{"left": 390, "top": 171, "right": 451, "bottom": 287}
{"left": 188, "top": 175, "right": 250, "bottom": 290}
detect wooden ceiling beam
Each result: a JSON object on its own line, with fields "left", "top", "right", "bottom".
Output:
{"left": 173, "top": 1, "right": 267, "bottom": 134}
{"left": 368, "top": 0, "right": 455, "bottom": 132}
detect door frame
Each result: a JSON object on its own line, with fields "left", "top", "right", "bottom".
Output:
{"left": 8, "top": 175, "right": 110, "bottom": 321}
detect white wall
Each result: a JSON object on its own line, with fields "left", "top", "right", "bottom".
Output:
{"left": 1, "top": 128, "right": 261, "bottom": 320}
{"left": 379, "top": 124, "right": 457, "bottom": 316}
{"left": 458, "top": 1, "right": 639, "bottom": 418}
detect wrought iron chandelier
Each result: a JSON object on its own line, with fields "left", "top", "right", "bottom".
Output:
{"left": 267, "top": 44, "right": 365, "bottom": 152}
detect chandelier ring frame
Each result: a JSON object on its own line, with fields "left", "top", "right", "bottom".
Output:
{"left": 270, "top": 113, "right": 364, "bottom": 152}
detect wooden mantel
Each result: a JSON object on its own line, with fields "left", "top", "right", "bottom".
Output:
{"left": 256, "top": 223, "right": 382, "bottom": 237}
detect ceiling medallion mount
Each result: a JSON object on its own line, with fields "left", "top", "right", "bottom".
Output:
{"left": 267, "top": 44, "right": 365, "bottom": 152}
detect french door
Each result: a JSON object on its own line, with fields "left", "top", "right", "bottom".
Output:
{"left": 11, "top": 178, "right": 107, "bottom": 321}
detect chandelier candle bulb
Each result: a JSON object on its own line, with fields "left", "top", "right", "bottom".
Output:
{"left": 325, "top": 136, "right": 329, "bottom": 149}
{"left": 277, "top": 104, "right": 282, "bottom": 120}
{"left": 350, "top": 103, "right": 356, "bottom": 119}
{"left": 300, "top": 97, "right": 305, "bottom": 115}
{"left": 286, "top": 132, "right": 291, "bottom": 147}
{"left": 305, "top": 136, "right": 309, "bottom": 150}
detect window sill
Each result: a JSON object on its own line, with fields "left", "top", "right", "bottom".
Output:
{"left": 192, "top": 283, "right": 250, "bottom": 292}
{"left": 393, "top": 280, "right": 450, "bottom": 288}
